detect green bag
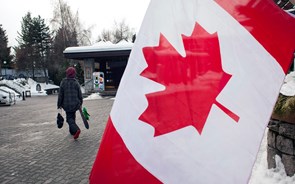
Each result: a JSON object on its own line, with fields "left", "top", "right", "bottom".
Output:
{"left": 82, "top": 107, "right": 90, "bottom": 120}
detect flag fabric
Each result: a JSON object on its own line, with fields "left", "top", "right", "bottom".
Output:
{"left": 90, "top": 0, "right": 295, "bottom": 183}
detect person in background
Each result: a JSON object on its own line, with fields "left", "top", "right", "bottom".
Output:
{"left": 57, "top": 66, "right": 83, "bottom": 139}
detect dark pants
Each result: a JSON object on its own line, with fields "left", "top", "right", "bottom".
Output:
{"left": 66, "top": 111, "right": 80, "bottom": 135}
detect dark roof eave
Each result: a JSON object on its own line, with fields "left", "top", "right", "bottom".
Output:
{"left": 64, "top": 49, "right": 132, "bottom": 60}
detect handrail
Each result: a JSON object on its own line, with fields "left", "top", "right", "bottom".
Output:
{"left": 0, "top": 84, "right": 22, "bottom": 96}
{"left": 81, "top": 79, "right": 93, "bottom": 87}
{"left": 81, "top": 79, "right": 93, "bottom": 94}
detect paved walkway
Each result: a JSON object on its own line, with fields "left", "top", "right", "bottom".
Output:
{"left": 0, "top": 95, "right": 114, "bottom": 184}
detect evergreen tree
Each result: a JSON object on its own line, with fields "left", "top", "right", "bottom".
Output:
{"left": 15, "top": 12, "right": 52, "bottom": 80}
{"left": 15, "top": 12, "right": 36, "bottom": 78}
{"left": 0, "top": 24, "right": 13, "bottom": 71}
{"left": 32, "top": 15, "right": 52, "bottom": 81}
{"left": 49, "top": 26, "right": 78, "bottom": 85}
{"left": 75, "top": 62, "right": 84, "bottom": 84}
{"left": 48, "top": 28, "right": 66, "bottom": 85}
{"left": 15, "top": 12, "right": 34, "bottom": 75}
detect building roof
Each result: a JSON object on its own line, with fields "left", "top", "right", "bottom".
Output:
{"left": 63, "top": 40, "right": 133, "bottom": 59}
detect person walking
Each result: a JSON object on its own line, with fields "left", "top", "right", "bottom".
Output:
{"left": 57, "top": 66, "right": 83, "bottom": 139}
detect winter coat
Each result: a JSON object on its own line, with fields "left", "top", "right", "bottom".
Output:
{"left": 57, "top": 78, "right": 83, "bottom": 112}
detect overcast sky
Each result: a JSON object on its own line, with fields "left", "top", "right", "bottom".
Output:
{"left": 0, "top": 0, "right": 150, "bottom": 47}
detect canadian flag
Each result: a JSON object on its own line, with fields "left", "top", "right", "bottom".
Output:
{"left": 90, "top": 0, "right": 295, "bottom": 183}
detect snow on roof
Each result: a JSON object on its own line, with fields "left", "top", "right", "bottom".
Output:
{"left": 63, "top": 40, "right": 133, "bottom": 54}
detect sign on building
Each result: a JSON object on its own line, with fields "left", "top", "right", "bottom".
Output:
{"left": 93, "top": 72, "right": 104, "bottom": 91}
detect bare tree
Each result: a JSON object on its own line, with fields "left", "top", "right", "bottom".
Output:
{"left": 49, "top": 0, "right": 95, "bottom": 84}
{"left": 112, "top": 19, "right": 134, "bottom": 43}
{"left": 97, "top": 28, "right": 113, "bottom": 42}
{"left": 51, "top": 0, "right": 93, "bottom": 46}
{"left": 97, "top": 19, "right": 135, "bottom": 44}
{"left": 80, "top": 26, "right": 94, "bottom": 45}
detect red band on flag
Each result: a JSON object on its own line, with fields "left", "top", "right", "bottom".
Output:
{"left": 89, "top": 117, "right": 162, "bottom": 184}
{"left": 215, "top": 0, "right": 295, "bottom": 73}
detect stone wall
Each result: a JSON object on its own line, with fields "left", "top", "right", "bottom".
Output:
{"left": 267, "top": 119, "right": 295, "bottom": 176}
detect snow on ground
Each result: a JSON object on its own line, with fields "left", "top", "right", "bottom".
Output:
{"left": 280, "top": 71, "right": 295, "bottom": 96}
{"left": 0, "top": 78, "right": 60, "bottom": 100}
{"left": 248, "top": 71, "right": 295, "bottom": 183}
{"left": 83, "top": 93, "right": 104, "bottom": 100}
{"left": 83, "top": 93, "right": 115, "bottom": 100}
{"left": 27, "top": 78, "right": 59, "bottom": 96}
{"left": 249, "top": 130, "right": 295, "bottom": 184}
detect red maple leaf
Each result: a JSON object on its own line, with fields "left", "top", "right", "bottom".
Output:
{"left": 139, "top": 22, "right": 239, "bottom": 137}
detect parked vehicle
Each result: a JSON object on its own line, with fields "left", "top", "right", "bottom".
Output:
{"left": 0, "top": 89, "right": 16, "bottom": 106}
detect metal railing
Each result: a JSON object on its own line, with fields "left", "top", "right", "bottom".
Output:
{"left": 81, "top": 79, "right": 93, "bottom": 94}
